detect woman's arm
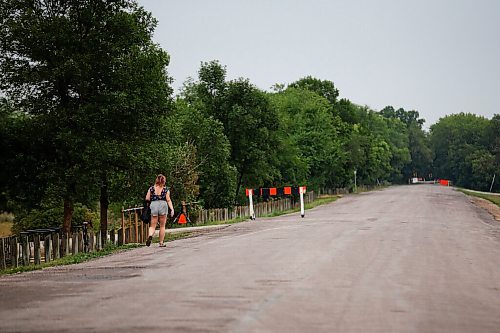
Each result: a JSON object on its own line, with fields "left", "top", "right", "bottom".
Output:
{"left": 166, "top": 191, "right": 174, "bottom": 217}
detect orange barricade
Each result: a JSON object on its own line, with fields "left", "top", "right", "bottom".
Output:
{"left": 439, "top": 179, "right": 449, "bottom": 186}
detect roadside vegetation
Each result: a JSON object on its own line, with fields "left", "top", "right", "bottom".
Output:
{"left": 459, "top": 190, "right": 500, "bottom": 207}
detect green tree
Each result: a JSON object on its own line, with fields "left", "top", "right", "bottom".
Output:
{"left": 221, "top": 79, "right": 279, "bottom": 199}
{"left": 406, "top": 122, "right": 433, "bottom": 179}
{"left": 467, "top": 149, "right": 498, "bottom": 191}
{"left": 183, "top": 61, "right": 279, "bottom": 201}
{"left": 289, "top": 76, "right": 340, "bottom": 106}
{"left": 168, "top": 99, "right": 236, "bottom": 208}
{"left": 269, "top": 87, "right": 347, "bottom": 189}
{"left": 430, "top": 113, "right": 492, "bottom": 189}
{"left": 380, "top": 106, "right": 432, "bottom": 180}
{"left": 380, "top": 106, "right": 425, "bottom": 128}
{"left": 342, "top": 107, "right": 394, "bottom": 186}
{"left": 335, "top": 98, "right": 363, "bottom": 125}
{"left": 486, "top": 114, "right": 500, "bottom": 166}
{"left": 0, "top": 0, "right": 172, "bottom": 234}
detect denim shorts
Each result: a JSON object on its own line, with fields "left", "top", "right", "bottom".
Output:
{"left": 150, "top": 200, "right": 168, "bottom": 216}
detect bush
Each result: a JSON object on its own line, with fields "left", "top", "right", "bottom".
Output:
{"left": 12, "top": 203, "right": 98, "bottom": 234}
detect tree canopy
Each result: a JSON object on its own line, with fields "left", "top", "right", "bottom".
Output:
{"left": 430, "top": 113, "right": 498, "bottom": 191}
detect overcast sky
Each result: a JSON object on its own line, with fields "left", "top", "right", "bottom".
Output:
{"left": 138, "top": 0, "right": 499, "bottom": 127}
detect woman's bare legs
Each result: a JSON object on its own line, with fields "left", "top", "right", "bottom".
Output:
{"left": 158, "top": 214, "right": 167, "bottom": 245}
{"left": 148, "top": 215, "right": 158, "bottom": 238}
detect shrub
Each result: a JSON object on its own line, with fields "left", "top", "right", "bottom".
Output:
{"left": 12, "top": 203, "right": 98, "bottom": 234}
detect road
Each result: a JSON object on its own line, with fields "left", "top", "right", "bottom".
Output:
{"left": 1, "top": 185, "right": 500, "bottom": 332}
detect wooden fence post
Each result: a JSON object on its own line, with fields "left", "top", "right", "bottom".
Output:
{"left": 139, "top": 223, "right": 144, "bottom": 243}
{"left": 33, "top": 234, "right": 41, "bottom": 265}
{"left": 78, "top": 231, "right": 84, "bottom": 253}
{"left": 121, "top": 207, "right": 125, "bottom": 246}
{"left": 72, "top": 232, "right": 78, "bottom": 255}
{"left": 22, "top": 234, "right": 29, "bottom": 266}
{"left": 0, "top": 238, "right": 6, "bottom": 269}
{"left": 95, "top": 231, "right": 100, "bottom": 251}
{"left": 44, "top": 234, "right": 51, "bottom": 263}
{"left": 117, "top": 228, "right": 123, "bottom": 246}
{"left": 53, "top": 233, "right": 60, "bottom": 260}
{"left": 10, "top": 237, "right": 19, "bottom": 267}
{"left": 127, "top": 211, "right": 132, "bottom": 243}
{"left": 64, "top": 233, "right": 70, "bottom": 256}
{"left": 134, "top": 210, "right": 139, "bottom": 243}
{"left": 60, "top": 233, "right": 65, "bottom": 258}
{"left": 110, "top": 229, "right": 115, "bottom": 245}
{"left": 89, "top": 231, "right": 94, "bottom": 252}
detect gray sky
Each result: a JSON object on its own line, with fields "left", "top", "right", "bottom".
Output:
{"left": 138, "top": 0, "right": 500, "bottom": 127}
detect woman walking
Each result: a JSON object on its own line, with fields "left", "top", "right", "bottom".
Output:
{"left": 145, "top": 174, "right": 174, "bottom": 247}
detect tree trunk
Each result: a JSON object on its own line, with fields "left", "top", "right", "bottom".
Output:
{"left": 100, "top": 175, "right": 109, "bottom": 247}
{"left": 235, "top": 172, "right": 244, "bottom": 203}
{"left": 62, "top": 198, "right": 74, "bottom": 234}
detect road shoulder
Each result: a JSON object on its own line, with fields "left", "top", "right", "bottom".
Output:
{"left": 470, "top": 197, "right": 500, "bottom": 221}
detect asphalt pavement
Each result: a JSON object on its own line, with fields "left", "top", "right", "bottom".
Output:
{"left": 1, "top": 185, "right": 499, "bottom": 332}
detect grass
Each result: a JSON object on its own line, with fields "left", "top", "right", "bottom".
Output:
{"left": 459, "top": 189, "right": 500, "bottom": 206}
{"left": 200, "top": 216, "right": 248, "bottom": 226}
{"left": 164, "top": 231, "right": 196, "bottom": 241}
{"left": 0, "top": 222, "right": 13, "bottom": 237}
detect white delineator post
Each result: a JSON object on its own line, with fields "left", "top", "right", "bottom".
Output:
{"left": 248, "top": 189, "right": 255, "bottom": 220}
{"left": 299, "top": 186, "right": 305, "bottom": 218}
{"left": 354, "top": 170, "right": 357, "bottom": 192}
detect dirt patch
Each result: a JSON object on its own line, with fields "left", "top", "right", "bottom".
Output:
{"left": 471, "top": 197, "right": 500, "bottom": 221}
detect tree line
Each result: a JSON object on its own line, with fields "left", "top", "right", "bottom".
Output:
{"left": 0, "top": 0, "right": 498, "bottom": 235}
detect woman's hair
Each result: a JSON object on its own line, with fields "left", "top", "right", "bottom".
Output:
{"left": 155, "top": 174, "right": 166, "bottom": 186}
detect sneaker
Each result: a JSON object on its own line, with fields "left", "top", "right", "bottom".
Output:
{"left": 146, "top": 236, "right": 152, "bottom": 247}
{"left": 159, "top": 243, "right": 166, "bottom": 247}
